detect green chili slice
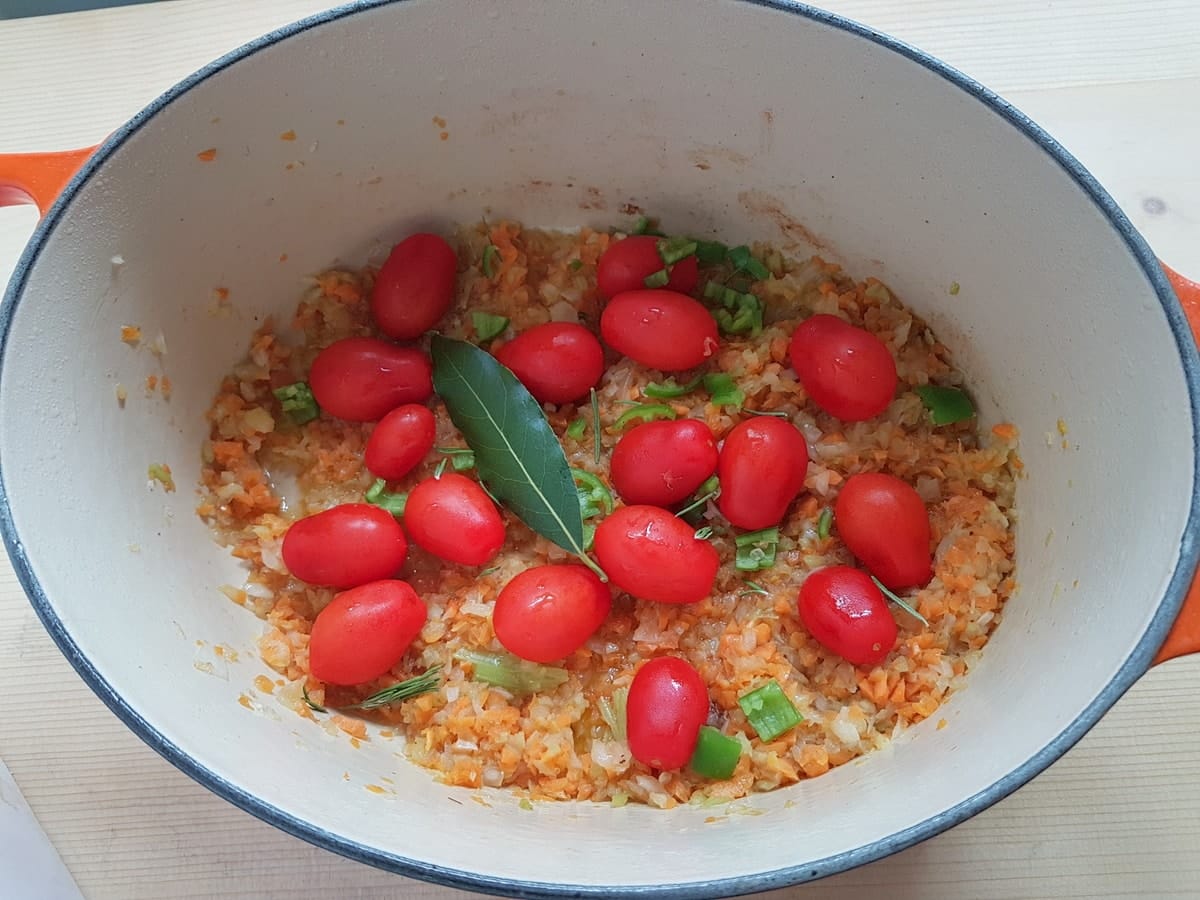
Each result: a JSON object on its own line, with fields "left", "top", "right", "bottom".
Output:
{"left": 816, "top": 507, "right": 833, "bottom": 540}
{"left": 703, "top": 373, "right": 744, "bottom": 408}
{"left": 689, "top": 726, "right": 742, "bottom": 780}
{"left": 472, "top": 311, "right": 509, "bottom": 342}
{"left": 657, "top": 236, "right": 698, "bottom": 266}
{"left": 643, "top": 268, "right": 670, "bottom": 289}
{"left": 915, "top": 385, "right": 975, "bottom": 426}
{"left": 571, "top": 468, "right": 614, "bottom": 519}
{"left": 273, "top": 381, "right": 320, "bottom": 425}
{"left": 693, "top": 240, "right": 728, "bottom": 265}
{"left": 727, "top": 245, "right": 770, "bottom": 280}
{"left": 437, "top": 447, "right": 477, "bottom": 471}
{"left": 644, "top": 375, "right": 703, "bottom": 399}
{"left": 481, "top": 244, "right": 501, "bottom": 278}
{"left": 613, "top": 403, "right": 677, "bottom": 430}
{"left": 738, "top": 681, "right": 802, "bottom": 741}
{"left": 735, "top": 526, "right": 779, "bottom": 571}
{"left": 365, "top": 478, "right": 408, "bottom": 517}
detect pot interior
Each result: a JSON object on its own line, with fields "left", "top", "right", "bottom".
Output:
{"left": 1, "top": 0, "right": 1194, "bottom": 892}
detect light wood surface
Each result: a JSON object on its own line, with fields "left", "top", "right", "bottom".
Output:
{"left": 2, "top": 2, "right": 1199, "bottom": 898}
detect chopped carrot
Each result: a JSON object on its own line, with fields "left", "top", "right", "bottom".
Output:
{"left": 197, "top": 148, "right": 217, "bottom": 162}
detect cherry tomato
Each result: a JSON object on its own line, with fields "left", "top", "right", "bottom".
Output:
{"left": 492, "top": 564, "right": 612, "bottom": 663}
{"left": 593, "top": 505, "right": 719, "bottom": 604}
{"left": 309, "top": 579, "right": 427, "bottom": 685}
{"left": 798, "top": 566, "right": 897, "bottom": 666}
{"left": 403, "top": 472, "right": 505, "bottom": 566}
{"left": 364, "top": 404, "right": 437, "bottom": 480}
{"left": 835, "top": 472, "right": 932, "bottom": 589}
{"left": 717, "top": 418, "right": 809, "bottom": 530}
{"left": 282, "top": 503, "right": 408, "bottom": 588}
{"left": 789, "top": 314, "right": 898, "bottom": 421}
{"left": 626, "top": 656, "right": 708, "bottom": 770}
{"left": 308, "top": 337, "right": 433, "bottom": 422}
{"left": 610, "top": 419, "right": 718, "bottom": 507}
{"left": 600, "top": 290, "right": 720, "bottom": 372}
{"left": 493, "top": 323, "right": 605, "bottom": 405}
{"left": 596, "top": 235, "right": 699, "bottom": 299}
{"left": 371, "top": 233, "right": 458, "bottom": 340}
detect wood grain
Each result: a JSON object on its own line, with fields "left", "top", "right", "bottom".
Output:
{"left": 2, "top": 2, "right": 1199, "bottom": 898}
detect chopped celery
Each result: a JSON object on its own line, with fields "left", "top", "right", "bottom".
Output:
{"left": 454, "top": 649, "right": 569, "bottom": 695}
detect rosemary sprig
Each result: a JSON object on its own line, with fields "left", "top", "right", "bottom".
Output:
{"left": 871, "top": 577, "right": 930, "bottom": 627}
{"left": 352, "top": 665, "right": 444, "bottom": 710}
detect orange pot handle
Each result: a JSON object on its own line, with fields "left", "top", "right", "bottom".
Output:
{"left": 0, "top": 147, "right": 97, "bottom": 216}
{"left": 1155, "top": 264, "right": 1200, "bottom": 664}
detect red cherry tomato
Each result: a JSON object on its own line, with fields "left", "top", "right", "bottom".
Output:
{"left": 309, "top": 579, "right": 427, "bottom": 685}
{"left": 492, "top": 565, "right": 612, "bottom": 663}
{"left": 282, "top": 503, "right": 408, "bottom": 588}
{"left": 626, "top": 656, "right": 708, "bottom": 770}
{"left": 717, "top": 418, "right": 809, "bottom": 530}
{"left": 789, "top": 314, "right": 898, "bottom": 421}
{"left": 370, "top": 233, "right": 458, "bottom": 340}
{"left": 403, "top": 473, "right": 505, "bottom": 566}
{"left": 593, "top": 505, "right": 719, "bottom": 604}
{"left": 798, "top": 566, "right": 897, "bottom": 666}
{"left": 596, "top": 235, "right": 699, "bottom": 299}
{"left": 835, "top": 472, "right": 932, "bottom": 589}
{"left": 600, "top": 290, "right": 719, "bottom": 372}
{"left": 493, "top": 323, "right": 605, "bottom": 405}
{"left": 610, "top": 419, "right": 718, "bottom": 507}
{"left": 364, "top": 404, "right": 436, "bottom": 480}
{"left": 308, "top": 337, "right": 433, "bottom": 423}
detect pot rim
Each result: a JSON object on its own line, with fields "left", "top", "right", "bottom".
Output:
{"left": 2, "top": 1, "right": 1198, "bottom": 897}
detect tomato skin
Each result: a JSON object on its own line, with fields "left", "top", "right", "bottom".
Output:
{"left": 370, "top": 233, "right": 458, "bottom": 340}
{"left": 309, "top": 337, "right": 433, "bottom": 423}
{"left": 493, "top": 323, "right": 605, "bottom": 405}
{"left": 596, "top": 235, "right": 699, "bottom": 299}
{"left": 798, "top": 566, "right": 897, "bottom": 666}
{"left": 403, "top": 473, "right": 505, "bottom": 566}
{"left": 789, "top": 314, "right": 898, "bottom": 421}
{"left": 610, "top": 420, "right": 718, "bottom": 507}
{"left": 309, "top": 579, "right": 427, "bottom": 685}
{"left": 492, "top": 565, "right": 612, "bottom": 663}
{"left": 593, "top": 505, "right": 719, "bottom": 604}
{"left": 835, "top": 473, "right": 932, "bottom": 589}
{"left": 626, "top": 656, "right": 708, "bottom": 770}
{"left": 600, "top": 290, "right": 720, "bottom": 372}
{"left": 717, "top": 418, "right": 810, "bottom": 530}
{"left": 282, "top": 504, "right": 408, "bottom": 588}
{"left": 364, "top": 404, "right": 437, "bottom": 480}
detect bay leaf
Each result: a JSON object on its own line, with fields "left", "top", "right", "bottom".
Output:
{"left": 430, "top": 335, "right": 601, "bottom": 576}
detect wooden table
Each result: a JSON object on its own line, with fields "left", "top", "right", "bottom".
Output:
{"left": 2, "top": 2, "right": 1198, "bottom": 897}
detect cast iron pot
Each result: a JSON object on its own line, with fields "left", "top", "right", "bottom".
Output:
{"left": 2, "top": 1, "right": 1199, "bottom": 896}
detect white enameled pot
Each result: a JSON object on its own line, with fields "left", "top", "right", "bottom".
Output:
{"left": 2, "top": 1, "right": 1199, "bottom": 897}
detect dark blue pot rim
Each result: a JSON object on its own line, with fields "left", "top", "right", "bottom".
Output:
{"left": 2, "top": 1, "right": 1198, "bottom": 897}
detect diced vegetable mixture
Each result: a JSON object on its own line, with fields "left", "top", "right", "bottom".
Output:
{"left": 197, "top": 220, "right": 1018, "bottom": 806}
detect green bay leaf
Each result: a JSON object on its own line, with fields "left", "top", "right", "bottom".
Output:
{"left": 431, "top": 335, "right": 594, "bottom": 570}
